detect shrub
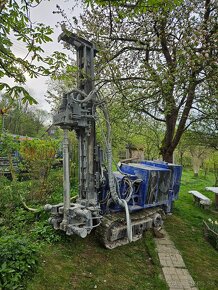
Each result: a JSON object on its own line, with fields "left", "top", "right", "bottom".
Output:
{"left": 31, "top": 220, "right": 62, "bottom": 243}
{"left": 0, "top": 180, "right": 30, "bottom": 221}
{"left": 0, "top": 234, "right": 39, "bottom": 289}
{"left": 0, "top": 181, "right": 21, "bottom": 213}
{"left": 20, "top": 138, "right": 60, "bottom": 200}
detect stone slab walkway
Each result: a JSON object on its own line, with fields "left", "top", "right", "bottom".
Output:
{"left": 155, "top": 229, "right": 198, "bottom": 290}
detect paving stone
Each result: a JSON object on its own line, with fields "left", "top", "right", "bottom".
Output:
{"left": 170, "top": 288, "right": 184, "bottom": 290}
{"left": 158, "top": 252, "right": 186, "bottom": 268}
{"left": 156, "top": 238, "right": 174, "bottom": 246}
{"left": 157, "top": 244, "right": 179, "bottom": 254}
{"left": 155, "top": 229, "right": 198, "bottom": 290}
{"left": 168, "top": 281, "right": 183, "bottom": 288}
{"left": 183, "top": 288, "right": 197, "bottom": 290}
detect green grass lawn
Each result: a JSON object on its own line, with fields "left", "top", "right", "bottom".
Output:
{"left": 165, "top": 169, "right": 218, "bottom": 290}
{"left": 27, "top": 169, "right": 218, "bottom": 290}
{"left": 27, "top": 232, "right": 167, "bottom": 290}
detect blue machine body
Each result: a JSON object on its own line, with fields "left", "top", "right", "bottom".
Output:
{"left": 100, "top": 161, "right": 182, "bottom": 214}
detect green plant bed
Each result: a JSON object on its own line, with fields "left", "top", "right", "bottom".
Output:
{"left": 0, "top": 234, "right": 39, "bottom": 290}
{"left": 203, "top": 220, "right": 218, "bottom": 250}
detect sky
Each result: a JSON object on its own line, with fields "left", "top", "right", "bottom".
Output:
{"left": 4, "top": 0, "right": 83, "bottom": 112}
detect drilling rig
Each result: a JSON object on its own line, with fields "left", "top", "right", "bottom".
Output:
{"left": 45, "top": 31, "right": 182, "bottom": 249}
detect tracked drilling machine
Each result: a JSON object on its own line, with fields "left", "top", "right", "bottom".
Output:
{"left": 45, "top": 31, "right": 182, "bottom": 249}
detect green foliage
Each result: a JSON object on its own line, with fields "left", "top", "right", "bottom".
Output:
{"left": 203, "top": 151, "right": 218, "bottom": 186}
{"left": 31, "top": 220, "right": 62, "bottom": 243}
{"left": 0, "top": 180, "right": 20, "bottom": 212}
{"left": 45, "top": 168, "right": 64, "bottom": 202}
{"left": 0, "top": 169, "right": 66, "bottom": 288}
{"left": 0, "top": 132, "right": 19, "bottom": 155}
{"left": 0, "top": 96, "right": 48, "bottom": 136}
{"left": 20, "top": 138, "right": 59, "bottom": 165}
{"left": 0, "top": 0, "right": 68, "bottom": 105}
{"left": 0, "top": 234, "right": 39, "bottom": 290}
{"left": 0, "top": 174, "right": 10, "bottom": 186}
{"left": 0, "top": 176, "right": 17, "bottom": 215}
{"left": 0, "top": 84, "right": 37, "bottom": 105}
{"left": 79, "top": 0, "right": 218, "bottom": 162}
{"left": 20, "top": 138, "right": 60, "bottom": 200}
{"left": 175, "top": 130, "right": 218, "bottom": 180}
{"left": 0, "top": 180, "right": 31, "bottom": 228}
{"left": 96, "top": 101, "right": 162, "bottom": 161}
{"left": 85, "top": 0, "right": 182, "bottom": 13}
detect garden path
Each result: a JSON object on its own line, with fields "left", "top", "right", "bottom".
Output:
{"left": 155, "top": 229, "right": 198, "bottom": 290}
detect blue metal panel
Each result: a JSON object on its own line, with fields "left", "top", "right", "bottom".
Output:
{"left": 99, "top": 160, "right": 182, "bottom": 214}
{"left": 140, "top": 161, "right": 182, "bottom": 200}
{"left": 140, "top": 160, "right": 169, "bottom": 169}
{"left": 168, "top": 164, "right": 182, "bottom": 200}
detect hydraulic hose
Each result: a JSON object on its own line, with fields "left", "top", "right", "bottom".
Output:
{"left": 69, "top": 88, "right": 97, "bottom": 103}
{"left": 101, "top": 104, "right": 133, "bottom": 242}
{"left": 68, "top": 87, "right": 133, "bottom": 242}
{"left": 122, "top": 199, "right": 133, "bottom": 242}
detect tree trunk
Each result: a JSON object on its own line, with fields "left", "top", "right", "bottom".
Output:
{"left": 160, "top": 111, "right": 177, "bottom": 163}
{"left": 162, "top": 150, "right": 174, "bottom": 163}
{"left": 161, "top": 73, "right": 197, "bottom": 164}
{"left": 192, "top": 155, "right": 202, "bottom": 178}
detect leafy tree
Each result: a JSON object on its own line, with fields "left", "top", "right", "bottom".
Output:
{"left": 175, "top": 135, "right": 192, "bottom": 167}
{"left": 0, "top": 95, "right": 48, "bottom": 136}
{"left": 84, "top": 0, "right": 182, "bottom": 11}
{"left": 203, "top": 150, "right": 218, "bottom": 184}
{"left": 176, "top": 129, "right": 217, "bottom": 178}
{"left": 0, "top": 0, "right": 67, "bottom": 105}
{"left": 65, "top": 0, "right": 218, "bottom": 162}
{"left": 190, "top": 118, "right": 218, "bottom": 151}
{"left": 189, "top": 145, "right": 207, "bottom": 177}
